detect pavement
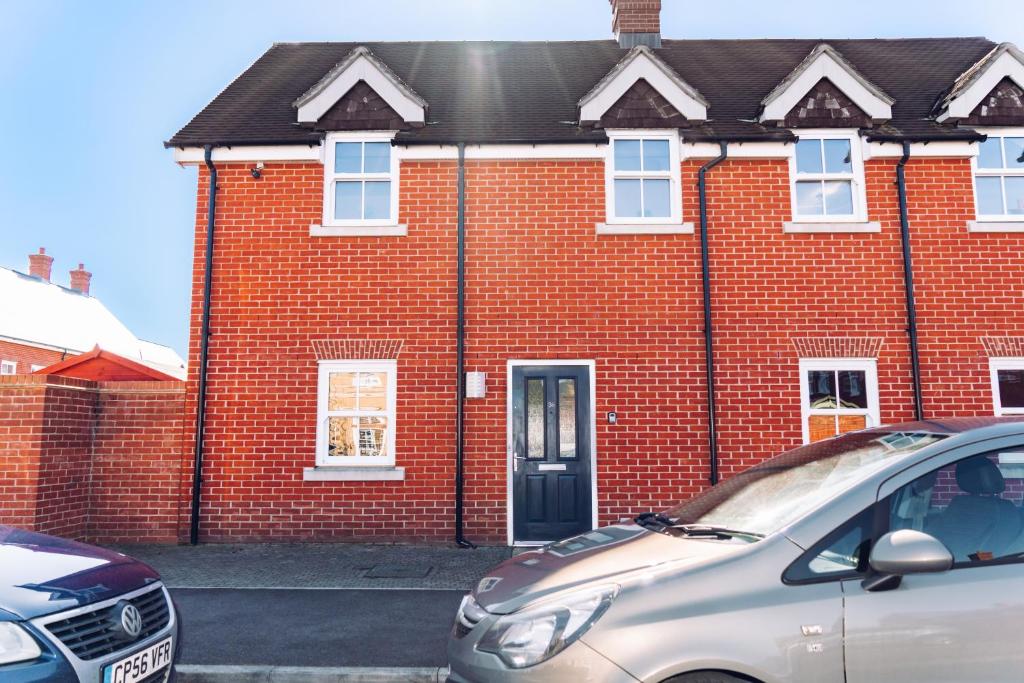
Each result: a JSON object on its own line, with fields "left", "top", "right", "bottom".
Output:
{"left": 110, "top": 543, "right": 515, "bottom": 682}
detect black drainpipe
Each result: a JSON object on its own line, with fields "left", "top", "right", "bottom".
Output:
{"left": 190, "top": 144, "right": 218, "bottom": 545}
{"left": 698, "top": 141, "right": 728, "bottom": 485}
{"left": 455, "top": 142, "right": 475, "bottom": 548}
{"left": 896, "top": 141, "right": 924, "bottom": 421}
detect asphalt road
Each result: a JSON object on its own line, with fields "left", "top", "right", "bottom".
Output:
{"left": 172, "top": 588, "right": 464, "bottom": 667}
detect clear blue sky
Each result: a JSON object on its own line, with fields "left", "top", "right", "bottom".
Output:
{"left": 2, "top": 0, "right": 1022, "bottom": 357}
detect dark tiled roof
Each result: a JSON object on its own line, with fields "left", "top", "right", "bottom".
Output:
{"left": 167, "top": 37, "right": 996, "bottom": 147}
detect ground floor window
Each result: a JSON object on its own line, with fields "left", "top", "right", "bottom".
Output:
{"left": 799, "top": 358, "right": 879, "bottom": 443}
{"left": 990, "top": 358, "right": 1024, "bottom": 416}
{"left": 0, "top": 360, "right": 16, "bottom": 375}
{"left": 316, "top": 360, "right": 396, "bottom": 466}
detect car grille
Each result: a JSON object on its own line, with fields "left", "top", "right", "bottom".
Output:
{"left": 44, "top": 585, "right": 170, "bottom": 661}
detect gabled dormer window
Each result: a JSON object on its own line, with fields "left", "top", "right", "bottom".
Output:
{"left": 787, "top": 130, "right": 870, "bottom": 229}
{"left": 321, "top": 132, "right": 399, "bottom": 229}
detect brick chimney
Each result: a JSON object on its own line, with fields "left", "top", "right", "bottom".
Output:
{"left": 610, "top": 0, "right": 661, "bottom": 48}
{"left": 69, "top": 263, "right": 92, "bottom": 295}
{"left": 27, "top": 247, "right": 53, "bottom": 282}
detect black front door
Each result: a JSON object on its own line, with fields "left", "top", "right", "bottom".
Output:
{"left": 511, "top": 365, "right": 593, "bottom": 542}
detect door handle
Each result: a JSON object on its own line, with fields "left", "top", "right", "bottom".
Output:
{"left": 513, "top": 451, "right": 526, "bottom": 472}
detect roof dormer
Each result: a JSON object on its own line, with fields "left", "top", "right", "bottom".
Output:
{"left": 936, "top": 42, "right": 1024, "bottom": 124}
{"left": 759, "top": 43, "right": 893, "bottom": 127}
{"left": 293, "top": 46, "right": 427, "bottom": 129}
{"left": 578, "top": 45, "right": 708, "bottom": 127}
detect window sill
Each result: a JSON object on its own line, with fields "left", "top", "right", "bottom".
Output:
{"left": 303, "top": 466, "right": 406, "bottom": 481}
{"left": 596, "top": 222, "right": 694, "bottom": 235}
{"left": 784, "top": 221, "right": 880, "bottom": 234}
{"left": 968, "top": 220, "right": 1024, "bottom": 232}
{"left": 310, "top": 224, "right": 407, "bottom": 237}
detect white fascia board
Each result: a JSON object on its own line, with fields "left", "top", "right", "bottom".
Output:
{"left": 681, "top": 141, "right": 793, "bottom": 159}
{"left": 579, "top": 48, "right": 707, "bottom": 123}
{"left": 941, "top": 49, "right": 1024, "bottom": 121}
{"left": 295, "top": 51, "right": 425, "bottom": 125}
{"left": 863, "top": 140, "right": 979, "bottom": 159}
{"left": 396, "top": 143, "right": 608, "bottom": 160}
{"left": 173, "top": 145, "right": 323, "bottom": 165}
{"left": 760, "top": 49, "right": 893, "bottom": 123}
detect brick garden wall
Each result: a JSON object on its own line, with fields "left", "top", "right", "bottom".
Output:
{"left": 178, "top": 151, "right": 1024, "bottom": 545}
{"left": 0, "top": 375, "right": 185, "bottom": 543}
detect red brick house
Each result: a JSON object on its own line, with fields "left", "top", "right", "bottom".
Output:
{"left": 164, "top": 0, "right": 1024, "bottom": 545}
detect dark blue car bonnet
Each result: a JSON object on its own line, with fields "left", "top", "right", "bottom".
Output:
{"left": 0, "top": 526, "right": 159, "bottom": 619}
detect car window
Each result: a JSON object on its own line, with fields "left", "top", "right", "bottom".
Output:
{"left": 888, "top": 450, "right": 1024, "bottom": 564}
{"left": 784, "top": 506, "right": 874, "bottom": 583}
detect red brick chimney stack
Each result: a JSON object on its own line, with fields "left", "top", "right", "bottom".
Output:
{"left": 69, "top": 263, "right": 92, "bottom": 295}
{"left": 27, "top": 247, "right": 53, "bottom": 282}
{"left": 610, "top": 0, "right": 662, "bottom": 48}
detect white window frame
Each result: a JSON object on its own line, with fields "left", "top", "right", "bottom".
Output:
{"left": 971, "top": 128, "right": 1024, "bottom": 222}
{"left": 316, "top": 360, "right": 397, "bottom": 467}
{"left": 788, "top": 129, "right": 868, "bottom": 224}
{"left": 29, "top": 364, "right": 44, "bottom": 372}
{"left": 990, "top": 357, "right": 1024, "bottom": 416}
{"left": 0, "top": 360, "right": 16, "bottom": 375}
{"left": 605, "top": 129, "right": 682, "bottom": 226}
{"left": 322, "top": 131, "right": 400, "bottom": 228}
{"left": 798, "top": 358, "right": 880, "bottom": 444}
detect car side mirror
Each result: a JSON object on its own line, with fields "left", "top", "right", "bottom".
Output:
{"left": 862, "top": 530, "right": 953, "bottom": 592}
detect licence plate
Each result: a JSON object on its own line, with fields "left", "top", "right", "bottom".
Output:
{"left": 102, "top": 637, "right": 173, "bottom": 683}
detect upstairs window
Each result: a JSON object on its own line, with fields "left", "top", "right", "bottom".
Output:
{"left": 990, "top": 358, "right": 1024, "bottom": 416}
{"left": 323, "top": 133, "right": 398, "bottom": 227}
{"left": 605, "top": 131, "right": 681, "bottom": 225}
{"left": 790, "top": 132, "right": 866, "bottom": 222}
{"left": 974, "top": 133, "right": 1024, "bottom": 219}
{"left": 799, "top": 359, "right": 879, "bottom": 444}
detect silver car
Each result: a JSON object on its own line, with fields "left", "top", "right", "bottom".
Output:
{"left": 447, "top": 417, "right": 1024, "bottom": 682}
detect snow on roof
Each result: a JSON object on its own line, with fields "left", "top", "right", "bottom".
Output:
{"left": 0, "top": 266, "right": 186, "bottom": 379}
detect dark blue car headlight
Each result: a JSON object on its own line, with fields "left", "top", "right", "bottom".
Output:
{"left": 0, "top": 623, "right": 42, "bottom": 665}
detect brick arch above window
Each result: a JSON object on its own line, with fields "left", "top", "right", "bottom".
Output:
{"left": 312, "top": 339, "right": 404, "bottom": 360}
{"left": 981, "top": 336, "right": 1024, "bottom": 357}
{"left": 792, "top": 337, "right": 884, "bottom": 359}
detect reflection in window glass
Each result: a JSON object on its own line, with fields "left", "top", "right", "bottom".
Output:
{"left": 976, "top": 176, "right": 1005, "bottom": 215}
{"left": 838, "top": 371, "right": 867, "bottom": 409}
{"left": 328, "top": 416, "right": 357, "bottom": 457}
{"left": 527, "top": 378, "right": 545, "bottom": 459}
{"left": 642, "top": 139, "right": 670, "bottom": 171}
{"left": 334, "top": 182, "right": 362, "bottom": 220}
{"left": 795, "top": 181, "right": 824, "bottom": 215}
{"left": 358, "top": 417, "right": 388, "bottom": 457}
{"left": 795, "top": 139, "right": 823, "bottom": 174}
{"left": 643, "top": 179, "right": 671, "bottom": 217}
{"left": 614, "top": 140, "right": 642, "bottom": 171}
{"left": 558, "top": 379, "right": 577, "bottom": 459}
{"left": 998, "top": 369, "right": 1024, "bottom": 409}
{"left": 614, "top": 179, "right": 643, "bottom": 218}
{"left": 364, "top": 182, "right": 391, "bottom": 220}
{"left": 329, "top": 372, "right": 358, "bottom": 411}
{"left": 335, "top": 142, "right": 362, "bottom": 173}
{"left": 1006, "top": 177, "right": 1024, "bottom": 214}
{"left": 807, "top": 371, "right": 836, "bottom": 408}
{"left": 823, "top": 139, "right": 852, "bottom": 173}
{"left": 363, "top": 142, "right": 391, "bottom": 173}
{"left": 978, "top": 138, "right": 1003, "bottom": 169}
{"left": 1006, "top": 138, "right": 1024, "bottom": 168}
{"left": 823, "top": 180, "right": 854, "bottom": 215}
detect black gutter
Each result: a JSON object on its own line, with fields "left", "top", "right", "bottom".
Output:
{"left": 454, "top": 142, "right": 475, "bottom": 549}
{"left": 396, "top": 137, "right": 609, "bottom": 146}
{"left": 190, "top": 145, "right": 218, "bottom": 545}
{"left": 864, "top": 132, "right": 985, "bottom": 143}
{"left": 698, "top": 141, "right": 728, "bottom": 486}
{"left": 896, "top": 141, "right": 924, "bottom": 421}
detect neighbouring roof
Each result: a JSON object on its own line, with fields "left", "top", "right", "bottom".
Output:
{"left": 34, "top": 346, "right": 180, "bottom": 382}
{"left": 0, "top": 266, "right": 187, "bottom": 379}
{"left": 168, "top": 37, "right": 998, "bottom": 147}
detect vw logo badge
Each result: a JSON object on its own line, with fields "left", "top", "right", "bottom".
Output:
{"left": 112, "top": 601, "right": 144, "bottom": 640}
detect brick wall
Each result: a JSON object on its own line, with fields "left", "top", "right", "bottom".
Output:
{"left": 0, "top": 339, "right": 67, "bottom": 374}
{"left": 0, "top": 375, "right": 185, "bottom": 542}
{"left": 179, "top": 150, "right": 1024, "bottom": 545}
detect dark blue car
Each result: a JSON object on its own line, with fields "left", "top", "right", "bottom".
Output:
{"left": 0, "top": 526, "right": 179, "bottom": 682}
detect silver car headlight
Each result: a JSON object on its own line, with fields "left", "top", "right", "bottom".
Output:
{"left": 0, "top": 623, "right": 42, "bottom": 665}
{"left": 476, "top": 584, "right": 617, "bottom": 669}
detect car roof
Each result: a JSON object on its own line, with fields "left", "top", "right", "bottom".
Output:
{"left": 870, "top": 415, "right": 1024, "bottom": 436}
